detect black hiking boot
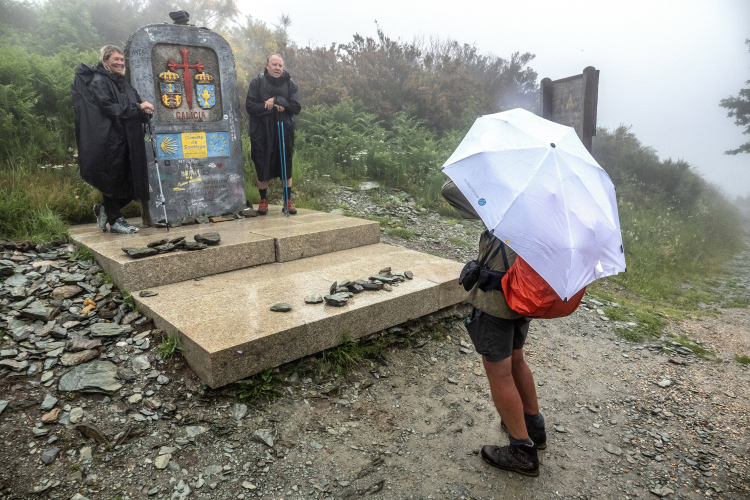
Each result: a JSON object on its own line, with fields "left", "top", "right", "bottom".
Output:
{"left": 500, "top": 420, "right": 547, "bottom": 450}
{"left": 481, "top": 443, "right": 539, "bottom": 477}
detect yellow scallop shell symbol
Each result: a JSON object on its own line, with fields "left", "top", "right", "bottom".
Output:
{"left": 160, "top": 137, "right": 178, "bottom": 155}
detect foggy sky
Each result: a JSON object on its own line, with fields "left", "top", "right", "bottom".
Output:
{"left": 236, "top": 0, "right": 750, "bottom": 198}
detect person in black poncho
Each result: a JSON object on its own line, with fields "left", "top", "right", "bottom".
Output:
{"left": 245, "top": 54, "right": 301, "bottom": 215}
{"left": 72, "top": 45, "right": 154, "bottom": 233}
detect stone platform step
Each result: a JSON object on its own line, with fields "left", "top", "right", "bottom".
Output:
{"left": 135, "top": 244, "right": 464, "bottom": 388}
{"left": 68, "top": 207, "right": 379, "bottom": 291}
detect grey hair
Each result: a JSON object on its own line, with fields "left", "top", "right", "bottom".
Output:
{"left": 266, "top": 53, "right": 284, "bottom": 64}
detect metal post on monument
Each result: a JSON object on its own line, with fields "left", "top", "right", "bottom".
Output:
{"left": 277, "top": 108, "right": 289, "bottom": 217}
{"left": 147, "top": 120, "right": 170, "bottom": 230}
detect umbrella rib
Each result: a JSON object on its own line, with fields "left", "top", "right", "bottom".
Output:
{"left": 553, "top": 149, "right": 575, "bottom": 301}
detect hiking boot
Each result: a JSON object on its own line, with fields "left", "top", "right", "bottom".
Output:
{"left": 110, "top": 217, "right": 139, "bottom": 234}
{"left": 481, "top": 443, "right": 539, "bottom": 477}
{"left": 501, "top": 420, "right": 547, "bottom": 450}
{"left": 283, "top": 199, "right": 297, "bottom": 215}
{"left": 257, "top": 199, "right": 268, "bottom": 215}
{"left": 93, "top": 204, "right": 107, "bottom": 232}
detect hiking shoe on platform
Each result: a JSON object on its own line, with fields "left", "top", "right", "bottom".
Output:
{"left": 481, "top": 443, "right": 539, "bottom": 477}
{"left": 283, "top": 199, "right": 297, "bottom": 215}
{"left": 110, "top": 217, "right": 139, "bottom": 234}
{"left": 500, "top": 420, "right": 547, "bottom": 450}
{"left": 93, "top": 204, "right": 107, "bottom": 232}
{"left": 257, "top": 199, "right": 268, "bottom": 215}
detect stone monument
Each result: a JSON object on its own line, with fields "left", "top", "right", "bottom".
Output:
{"left": 125, "top": 19, "right": 245, "bottom": 225}
{"left": 540, "top": 66, "right": 599, "bottom": 152}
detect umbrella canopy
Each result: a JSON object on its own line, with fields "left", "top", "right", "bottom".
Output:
{"left": 441, "top": 108, "right": 626, "bottom": 300}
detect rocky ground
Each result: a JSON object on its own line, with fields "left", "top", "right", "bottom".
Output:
{"left": 0, "top": 188, "right": 748, "bottom": 500}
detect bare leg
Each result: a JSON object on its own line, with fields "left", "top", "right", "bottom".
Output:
{"left": 483, "top": 356, "right": 528, "bottom": 440}
{"left": 510, "top": 349, "right": 539, "bottom": 416}
{"left": 257, "top": 181, "right": 269, "bottom": 190}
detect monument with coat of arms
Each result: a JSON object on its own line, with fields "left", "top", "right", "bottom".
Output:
{"left": 125, "top": 21, "right": 246, "bottom": 226}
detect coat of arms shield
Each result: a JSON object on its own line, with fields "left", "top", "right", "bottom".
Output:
{"left": 159, "top": 71, "right": 182, "bottom": 108}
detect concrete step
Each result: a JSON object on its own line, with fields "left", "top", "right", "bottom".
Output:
{"left": 135, "top": 243, "right": 464, "bottom": 388}
{"left": 68, "top": 207, "right": 379, "bottom": 290}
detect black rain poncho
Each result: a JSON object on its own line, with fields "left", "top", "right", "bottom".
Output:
{"left": 245, "top": 69, "right": 301, "bottom": 182}
{"left": 72, "top": 62, "right": 150, "bottom": 200}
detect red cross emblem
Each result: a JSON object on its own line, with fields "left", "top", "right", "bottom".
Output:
{"left": 168, "top": 48, "right": 204, "bottom": 110}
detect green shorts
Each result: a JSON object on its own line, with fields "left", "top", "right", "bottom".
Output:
{"left": 465, "top": 307, "right": 531, "bottom": 362}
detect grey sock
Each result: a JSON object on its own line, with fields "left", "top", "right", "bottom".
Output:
{"left": 509, "top": 436, "right": 534, "bottom": 447}
{"left": 524, "top": 412, "right": 545, "bottom": 429}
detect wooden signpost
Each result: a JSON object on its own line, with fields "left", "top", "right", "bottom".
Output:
{"left": 541, "top": 66, "right": 600, "bottom": 152}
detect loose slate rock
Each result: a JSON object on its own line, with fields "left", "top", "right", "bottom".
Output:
{"left": 139, "top": 290, "right": 159, "bottom": 297}
{"left": 90, "top": 323, "right": 133, "bottom": 337}
{"left": 50, "top": 285, "right": 83, "bottom": 301}
{"left": 58, "top": 360, "right": 122, "bottom": 394}
{"left": 40, "top": 447, "right": 60, "bottom": 465}
{"left": 65, "top": 337, "right": 102, "bottom": 352}
{"left": 324, "top": 293, "right": 350, "bottom": 307}
{"left": 121, "top": 247, "right": 158, "bottom": 258}
{"left": 404, "top": 270, "right": 413, "bottom": 279}
{"left": 20, "top": 302, "right": 57, "bottom": 321}
{"left": 60, "top": 349, "right": 99, "bottom": 367}
{"left": 604, "top": 443, "right": 623, "bottom": 456}
{"left": 305, "top": 293, "right": 324, "bottom": 304}
{"left": 40, "top": 394, "right": 58, "bottom": 411}
{"left": 194, "top": 233, "right": 221, "bottom": 245}
{"left": 183, "top": 241, "right": 208, "bottom": 251}
{"left": 270, "top": 302, "right": 292, "bottom": 312}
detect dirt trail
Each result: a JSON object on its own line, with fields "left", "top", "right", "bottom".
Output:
{"left": 0, "top": 198, "right": 748, "bottom": 499}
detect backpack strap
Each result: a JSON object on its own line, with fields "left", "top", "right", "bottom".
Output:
{"left": 499, "top": 242, "right": 510, "bottom": 271}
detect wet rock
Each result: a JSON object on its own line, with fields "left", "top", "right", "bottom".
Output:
{"left": 20, "top": 301, "right": 57, "bottom": 321}
{"left": 253, "top": 429, "right": 274, "bottom": 447}
{"left": 40, "top": 447, "right": 60, "bottom": 464}
{"left": 153, "top": 243, "right": 175, "bottom": 253}
{"left": 324, "top": 293, "right": 350, "bottom": 307}
{"left": 41, "top": 408, "right": 61, "bottom": 424}
{"left": 194, "top": 232, "right": 220, "bottom": 245}
{"left": 58, "top": 360, "right": 122, "bottom": 394}
{"left": 404, "top": 270, "right": 413, "bottom": 279}
{"left": 305, "top": 293, "right": 324, "bottom": 304}
{"left": 139, "top": 290, "right": 158, "bottom": 297}
{"left": 50, "top": 285, "right": 83, "bottom": 301}
{"left": 0, "top": 359, "right": 29, "bottom": 371}
{"left": 90, "top": 323, "right": 133, "bottom": 337}
{"left": 40, "top": 394, "right": 58, "bottom": 411}
{"left": 230, "top": 403, "right": 248, "bottom": 420}
{"left": 121, "top": 247, "right": 158, "bottom": 258}
{"left": 329, "top": 281, "right": 338, "bottom": 295}
{"left": 183, "top": 241, "right": 208, "bottom": 251}
{"left": 60, "top": 349, "right": 99, "bottom": 366}
{"left": 65, "top": 337, "right": 101, "bottom": 352}
{"left": 270, "top": 302, "right": 292, "bottom": 312}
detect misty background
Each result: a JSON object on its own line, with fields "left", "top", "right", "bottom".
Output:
{"left": 243, "top": 0, "right": 750, "bottom": 198}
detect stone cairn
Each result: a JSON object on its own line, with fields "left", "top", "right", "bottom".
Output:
{"left": 122, "top": 233, "right": 221, "bottom": 258}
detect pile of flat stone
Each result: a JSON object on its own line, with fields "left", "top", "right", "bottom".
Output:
{"left": 315, "top": 267, "right": 413, "bottom": 308}
{"left": 0, "top": 239, "right": 153, "bottom": 390}
{"left": 122, "top": 232, "right": 221, "bottom": 258}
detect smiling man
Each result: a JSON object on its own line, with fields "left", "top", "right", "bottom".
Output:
{"left": 245, "top": 54, "right": 302, "bottom": 215}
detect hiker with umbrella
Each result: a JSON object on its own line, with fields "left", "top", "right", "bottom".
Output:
{"left": 442, "top": 109, "right": 626, "bottom": 477}
{"left": 246, "top": 54, "right": 301, "bottom": 215}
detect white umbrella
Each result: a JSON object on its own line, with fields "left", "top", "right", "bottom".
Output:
{"left": 441, "top": 108, "right": 626, "bottom": 301}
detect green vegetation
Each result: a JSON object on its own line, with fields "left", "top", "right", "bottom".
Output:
{"left": 71, "top": 244, "right": 93, "bottom": 262}
{"left": 236, "top": 368, "right": 283, "bottom": 403}
{"left": 386, "top": 227, "right": 415, "bottom": 239}
{"left": 121, "top": 289, "right": 135, "bottom": 309}
{"left": 735, "top": 354, "right": 750, "bottom": 365}
{"left": 719, "top": 39, "right": 750, "bottom": 155}
{"left": 671, "top": 335, "right": 721, "bottom": 362}
{"left": 156, "top": 333, "right": 182, "bottom": 360}
{"left": 448, "top": 236, "right": 471, "bottom": 248}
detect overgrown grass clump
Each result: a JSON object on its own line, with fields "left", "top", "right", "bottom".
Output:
{"left": 236, "top": 368, "right": 283, "bottom": 403}
{"left": 157, "top": 334, "right": 182, "bottom": 360}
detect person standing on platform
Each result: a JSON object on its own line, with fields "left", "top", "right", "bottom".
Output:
{"left": 72, "top": 45, "right": 153, "bottom": 233}
{"left": 245, "top": 54, "right": 302, "bottom": 215}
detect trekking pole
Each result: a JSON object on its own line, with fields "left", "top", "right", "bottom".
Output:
{"left": 147, "top": 119, "right": 170, "bottom": 231}
{"left": 277, "top": 108, "right": 289, "bottom": 217}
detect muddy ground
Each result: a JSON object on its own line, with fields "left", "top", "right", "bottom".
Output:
{"left": 0, "top": 190, "right": 748, "bottom": 500}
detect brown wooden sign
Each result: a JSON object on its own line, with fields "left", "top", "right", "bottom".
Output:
{"left": 541, "top": 66, "right": 599, "bottom": 152}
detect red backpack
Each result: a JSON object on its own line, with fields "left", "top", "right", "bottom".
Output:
{"left": 502, "top": 255, "right": 586, "bottom": 319}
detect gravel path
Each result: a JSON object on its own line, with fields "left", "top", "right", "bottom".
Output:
{"left": 0, "top": 193, "right": 747, "bottom": 499}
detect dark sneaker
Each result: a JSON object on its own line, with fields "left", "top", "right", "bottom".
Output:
{"left": 110, "top": 217, "right": 139, "bottom": 234}
{"left": 501, "top": 420, "right": 547, "bottom": 450}
{"left": 93, "top": 204, "right": 107, "bottom": 232}
{"left": 283, "top": 199, "right": 297, "bottom": 215}
{"left": 257, "top": 199, "right": 268, "bottom": 215}
{"left": 481, "top": 443, "right": 539, "bottom": 477}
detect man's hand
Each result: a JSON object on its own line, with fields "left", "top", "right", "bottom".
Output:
{"left": 264, "top": 97, "right": 275, "bottom": 110}
{"left": 274, "top": 104, "right": 285, "bottom": 113}
{"left": 140, "top": 102, "right": 154, "bottom": 114}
